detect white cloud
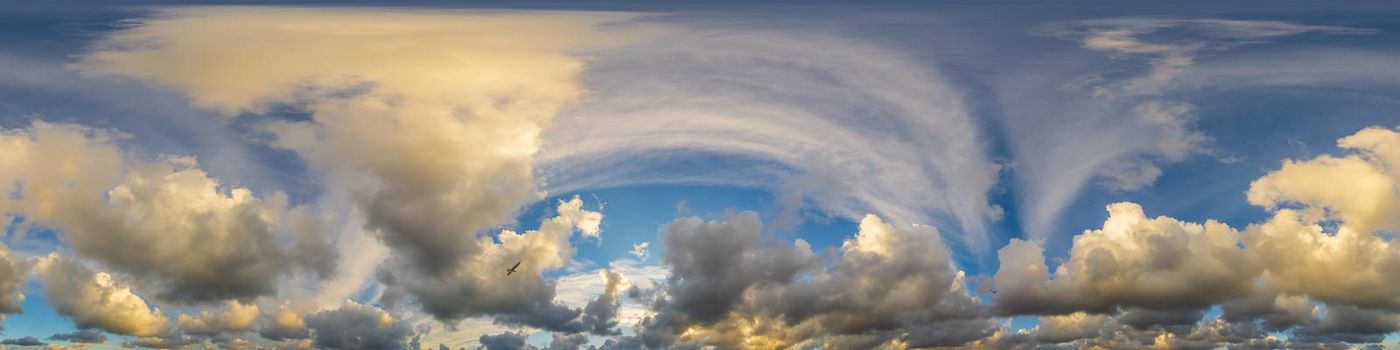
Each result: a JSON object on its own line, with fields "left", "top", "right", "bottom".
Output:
{"left": 994, "top": 202, "right": 1254, "bottom": 315}
{"left": 176, "top": 300, "right": 260, "bottom": 335}
{"left": 34, "top": 253, "right": 168, "bottom": 337}
{"left": 0, "top": 121, "right": 332, "bottom": 302}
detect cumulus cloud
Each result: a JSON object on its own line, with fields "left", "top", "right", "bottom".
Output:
{"left": 0, "top": 121, "right": 334, "bottom": 302}
{"left": 994, "top": 202, "right": 1254, "bottom": 315}
{"left": 990, "top": 125, "right": 1400, "bottom": 346}
{"left": 75, "top": 7, "right": 653, "bottom": 328}
{"left": 258, "top": 302, "right": 312, "bottom": 341}
{"left": 1035, "top": 312, "right": 1111, "bottom": 343}
{"left": 478, "top": 331, "right": 530, "bottom": 350}
{"left": 1243, "top": 126, "right": 1400, "bottom": 309}
{"left": 617, "top": 212, "right": 990, "bottom": 349}
{"left": 546, "top": 333, "right": 589, "bottom": 350}
{"left": 579, "top": 270, "right": 624, "bottom": 336}
{"left": 33, "top": 253, "right": 168, "bottom": 337}
{"left": 381, "top": 196, "right": 605, "bottom": 330}
{"left": 0, "top": 241, "right": 26, "bottom": 328}
{"left": 304, "top": 301, "right": 413, "bottom": 350}
{"left": 175, "top": 300, "right": 260, "bottom": 335}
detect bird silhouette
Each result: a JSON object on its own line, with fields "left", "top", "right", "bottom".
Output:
{"left": 506, "top": 261, "right": 522, "bottom": 276}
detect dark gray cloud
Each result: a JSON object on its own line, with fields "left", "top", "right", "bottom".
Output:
{"left": 1118, "top": 308, "right": 1205, "bottom": 329}
{"left": 1221, "top": 293, "right": 1315, "bottom": 331}
{"left": 1293, "top": 304, "right": 1400, "bottom": 344}
{"left": 579, "top": 270, "right": 624, "bottom": 336}
{"left": 47, "top": 329, "right": 109, "bottom": 344}
{"left": 1, "top": 336, "right": 45, "bottom": 346}
{"left": 629, "top": 212, "right": 813, "bottom": 348}
{"left": 615, "top": 212, "right": 991, "bottom": 349}
{"left": 305, "top": 302, "right": 413, "bottom": 350}
{"left": 378, "top": 197, "right": 604, "bottom": 326}
{"left": 491, "top": 302, "right": 583, "bottom": 334}
{"left": 478, "top": 331, "right": 533, "bottom": 350}
{"left": 655, "top": 213, "right": 813, "bottom": 324}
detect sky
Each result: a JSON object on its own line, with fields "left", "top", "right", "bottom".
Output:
{"left": 0, "top": 1, "right": 1399, "bottom": 349}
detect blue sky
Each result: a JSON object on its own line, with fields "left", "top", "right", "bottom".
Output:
{"left": 1, "top": 1, "right": 1399, "bottom": 349}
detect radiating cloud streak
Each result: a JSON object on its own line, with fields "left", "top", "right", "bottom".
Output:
{"left": 1000, "top": 18, "right": 1372, "bottom": 240}
{"left": 539, "top": 27, "right": 1001, "bottom": 251}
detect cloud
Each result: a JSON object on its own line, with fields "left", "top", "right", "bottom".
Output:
{"left": 1, "top": 336, "right": 45, "bottom": 346}
{"left": 987, "top": 125, "right": 1400, "bottom": 346}
{"left": 0, "top": 241, "right": 26, "bottom": 328}
{"left": 618, "top": 212, "right": 990, "bottom": 349}
{"left": 0, "top": 121, "right": 334, "bottom": 302}
{"left": 1002, "top": 18, "right": 1372, "bottom": 240}
{"left": 381, "top": 196, "right": 604, "bottom": 329}
{"left": 33, "top": 253, "right": 168, "bottom": 337}
{"left": 122, "top": 336, "right": 200, "bottom": 349}
{"left": 1044, "top": 18, "right": 1372, "bottom": 96}
{"left": 993, "top": 202, "right": 1254, "bottom": 315}
{"left": 46, "top": 330, "right": 108, "bottom": 344}
{"left": 545, "top": 333, "right": 588, "bottom": 350}
{"left": 259, "top": 302, "right": 312, "bottom": 341}
{"left": 1035, "top": 312, "right": 1111, "bottom": 343}
{"left": 478, "top": 331, "right": 531, "bottom": 350}
{"left": 304, "top": 301, "right": 413, "bottom": 350}
{"left": 74, "top": 7, "right": 654, "bottom": 325}
{"left": 579, "top": 270, "right": 624, "bottom": 336}
{"left": 546, "top": 259, "right": 666, "bottom": 339}
{"left": 175, "top": 300, "right": 260, "bottom": 335}
{"left": 1247, "top": 126, "right": 1400, "bottom": 234}
{"left": 1293, "top": 304, "right": 1400, "bottom": 344}
{"left": 537, "top": 26, "right": 1001, "bottom": 253}
{"left": 1243, "top": 126, "right": 1400, "bottom": 309}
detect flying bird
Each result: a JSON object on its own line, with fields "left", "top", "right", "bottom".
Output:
{"left": 988, "top": 289, "right": 998, "bottom": 294}
{"left": 506, "top": 261, "right": 522, "bottom": 276}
